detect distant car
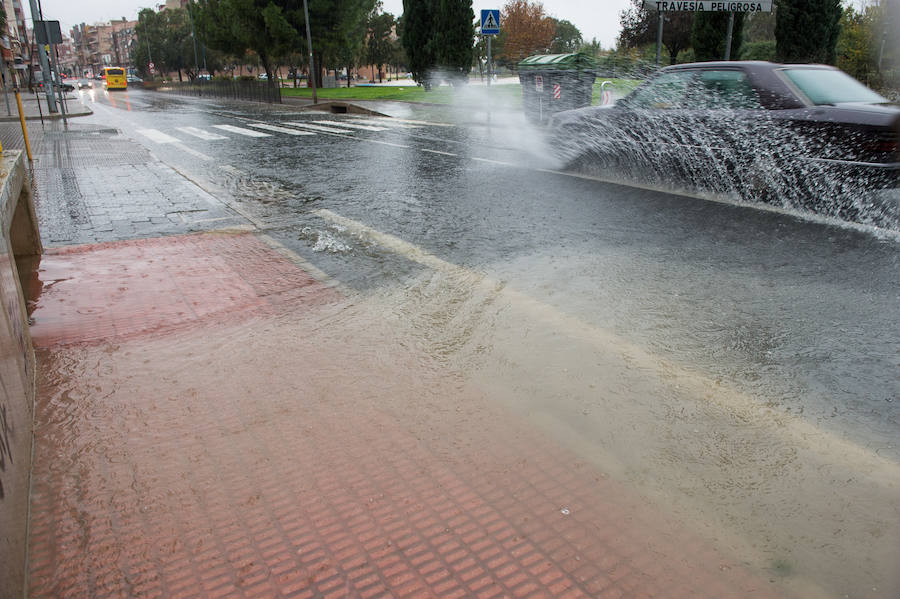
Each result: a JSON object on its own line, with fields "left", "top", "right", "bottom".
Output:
{"left": 126, "top": 75, "right": 143, "bottom": 83}
{"left": 77, "top": 79, "right": 94, "bottom": 89}
{"left": 36, "top": 79, "right": 74, "bottom": 92}
{"left": 550, "top": 61, "right": 899, "bottom": 218}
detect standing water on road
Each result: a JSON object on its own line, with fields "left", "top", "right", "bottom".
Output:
{"left": 28, "top": 87, "right": 900, "bottom": 598}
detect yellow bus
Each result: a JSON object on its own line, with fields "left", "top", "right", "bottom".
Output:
{"left": 102, "top": 67, "right": 127, "bottom": 90}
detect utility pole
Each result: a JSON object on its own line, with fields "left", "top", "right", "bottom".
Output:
{"left": 723, "top": 11, "right": 735, "bottom": 60}
{"left": 28, "top": 0, "right": 56, "bottom": 112}
{"left": 302, "top": 0, "right": 317, "bottom": 104}
{"left": 655, "top": 10, "right": 663, "bottom": 67}
{"left": 186, "top": 2, "right": 201, "bottom": 76}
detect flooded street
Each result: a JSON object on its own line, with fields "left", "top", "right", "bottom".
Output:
{"left": 22, "top": 88, "right": 900, "bottom": 598}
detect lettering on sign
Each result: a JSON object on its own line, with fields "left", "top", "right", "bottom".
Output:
{"left": 642, "top": 1, "right": 773, "bottom": 11}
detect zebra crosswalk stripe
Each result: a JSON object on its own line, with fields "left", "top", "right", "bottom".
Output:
{"left": 281, "top": 122, "right": 351, "bottom": 134}
{"left": 317, "top": 121, "right": 387, "bottom": 132}
{"left": 137, "top": 129, "right": 180, "bottom": 143}
{"left": 212, "top": 124, "right": 271, "bottom": 137}
{"left": 245, "top": 122, "right": 316, "bottom": 136}
{"left": 177, "top": 126, "right": 228, "bottom": 140}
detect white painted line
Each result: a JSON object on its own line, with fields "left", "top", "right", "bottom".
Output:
{"left": 177, "top": 126, "right": 228, "bottom": 140}
{"left": 422, "top": 148, "right": 458, "bottom": 156}
{"left": 319, "top": 121, "right": 387, "bottom": 132}
{"left": 369, "top": 116, "right": 453, "bottom": 127}
{"left": 245, "top": 122, "right": 315, "bottom": 136}
{"left": 361, "top": 139, "right": 410, "bottom": 149}
{"left": 472, "top": 157, "right": 515, "bottom": 166}
{"left": 281, "top": 121, "right": 353, "bottom": 134}
{"left": 212, "top": 124, "right": 271, "bottom": 137}
{"left": 173, "top": 143, "right": 213, "bottom": 161}
{"left": 348, "top": 118, "right": 421, "bottom": 129}
{"left": 137, "top": 128, "right": 180, "bottom": 143}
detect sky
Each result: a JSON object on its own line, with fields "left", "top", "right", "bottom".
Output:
{"left": 32, "top": 0, "right": 632, "bottom": 50}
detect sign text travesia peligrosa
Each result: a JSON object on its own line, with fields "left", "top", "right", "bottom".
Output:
{"left": 642, "top": 1, "right": 773, "bottom": 11}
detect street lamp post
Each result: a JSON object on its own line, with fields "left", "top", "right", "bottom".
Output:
{"left": 302, "top": 0, "right": 317, "bottom": 104}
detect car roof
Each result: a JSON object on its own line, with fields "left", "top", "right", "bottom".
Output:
{"left": 661, "top": 61, "right": 838, "bottom": 73}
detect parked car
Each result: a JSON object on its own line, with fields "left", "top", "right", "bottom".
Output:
{"left": 36, "top": 78, "right": 75, "bottom": 93}
{"left": 550, "top": 61, "right": 899, "bottom": 219}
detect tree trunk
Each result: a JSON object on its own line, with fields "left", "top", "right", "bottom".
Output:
{"left": 313, "top": 51, "right": 324, "bottom": 89}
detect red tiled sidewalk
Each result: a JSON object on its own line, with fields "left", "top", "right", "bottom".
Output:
{"left": 26, "top": 232, "right": 787, "bottom": 598}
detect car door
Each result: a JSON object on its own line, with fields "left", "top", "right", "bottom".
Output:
{"left": 612, "top": 69, "right": 700, "bottom": 185}
{"left": 686, "top": 68, "right": 769, "bottom": 196}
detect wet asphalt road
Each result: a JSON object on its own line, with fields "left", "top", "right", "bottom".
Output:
{"left": 54, "top": 86, "right": 900, "bottom": 597}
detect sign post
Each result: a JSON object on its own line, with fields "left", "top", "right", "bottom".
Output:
{"left": 642, "top": 1, "right": 773, "bottom": 62}
{"left": 28, "top": 1, "right": 58, "bottom": 113}
{"left": 481, "top": 10, "right": 500, "bottom": 86}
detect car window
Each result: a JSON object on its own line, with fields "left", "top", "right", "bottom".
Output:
{"left": 694, "top": 70, "right": 761, "bottom": 109}
{"left": 781, "top": 68, "right": 886, "bottom": 105}
{"left": 626, "top": 71, "right": 695, "bottom": 109}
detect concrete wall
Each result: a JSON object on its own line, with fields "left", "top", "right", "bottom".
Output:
{"left": 0, "top": 151, "right": 39, "bottom": 599}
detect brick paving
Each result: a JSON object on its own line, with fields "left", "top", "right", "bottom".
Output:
{"left": 25, "top": 231, "right": 786, "bottom": 599}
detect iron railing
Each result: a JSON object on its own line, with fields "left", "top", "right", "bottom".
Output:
{"left": 153, "top": 79, "right": 282, "bottom": 104}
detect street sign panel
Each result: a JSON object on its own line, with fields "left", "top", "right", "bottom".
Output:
{"left": 481, "top": 9, "right": 500, "bottom": 35}
{"left": 553, "top": 84, "right": 561, "bottom": 99}
{"left": 642, "top": 1, "right": 773, "bottom": 11}
{"left": 535, "top": 75, "right": 543, "bottom": 92}
{"left": 34, "top": 21, "right": 63, "bottom": 45}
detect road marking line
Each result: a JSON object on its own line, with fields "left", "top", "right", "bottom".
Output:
{"left": 348, "top": 118, "right": 422, "bottom": 129}
{"left": 212, "top": 124, "right": 271, "bottom": 137}
{"left": 472, "top": 157, "right": 515, "bottom": 166}
{"left": 369, "top": 116, "right": 453, "bottom": 127}
{"left": 422, "top": 149, "right": 458, "bottom": 156}
{"left": 173, "top": 143, "right": 213, "bottom": 161}
{"left": 319, "top": 121, "right": 387, "bottom": 132}
{"left": 312, "top": 207, "right": 900, "bottom": 482}
{"left": 361, "top": 139, "right": 411, "bottom": 148}
{"left": 176, "top": 126, "right": 228, "bottom": 140}
{"left": 137, "top": 128, "right": 180, "bottom": 143}
{"left": 282, "top": 121, "right": 354, "bottom": 134}
{"left": 245, "top": 122, "right": 315, "bottom": 136}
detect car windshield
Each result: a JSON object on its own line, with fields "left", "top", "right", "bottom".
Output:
{"left": 781, "top": 68, "right": 886, "bottom": 105}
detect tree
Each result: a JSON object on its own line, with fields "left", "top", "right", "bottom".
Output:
{"left": 307, "top": 0, "right": 376, "bottom": 88}
{"left": 192, "top": 0, "right": 300, "bottom": 91}
{"left": 743, "top": 10, "right": 776, "bottom": 43}
{"left": 836, "top": 1, "right": 896, "bottom": 90}
{"left": 775, "top": 0, "right": 842, "bottom": 64}
{"left": 430, "top": 0, "right": 475, "bottom": 82}
{"left": 549, "top": 18, "right": 583, "bottom": 54}
{"left": 134, "top": 8, "right": 198, "bottom": 81}
{"left": 500, "top": 0, "right": 555, "bottom": 64}
{"left": 618, "top": 0, "right": 694, "bottom": 65}
{"left": 401, "top": 0, "right": 474, "bottom": 88}
{"left": 691, "top": 11, "right": 745, "bottom": 61}
{"left": 367, "top": 5, "right": 395, "bottom": 82}
{"left": 401, "top": 0, "right": 435, "bottom": 87}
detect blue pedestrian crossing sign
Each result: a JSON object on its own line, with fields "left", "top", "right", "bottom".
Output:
{"left": 481, "top": 9, "right": 500, "bottom": 35}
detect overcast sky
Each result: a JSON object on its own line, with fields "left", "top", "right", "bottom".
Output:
{"left": 33, "top": 0, "right": 632, "bottom": 49}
